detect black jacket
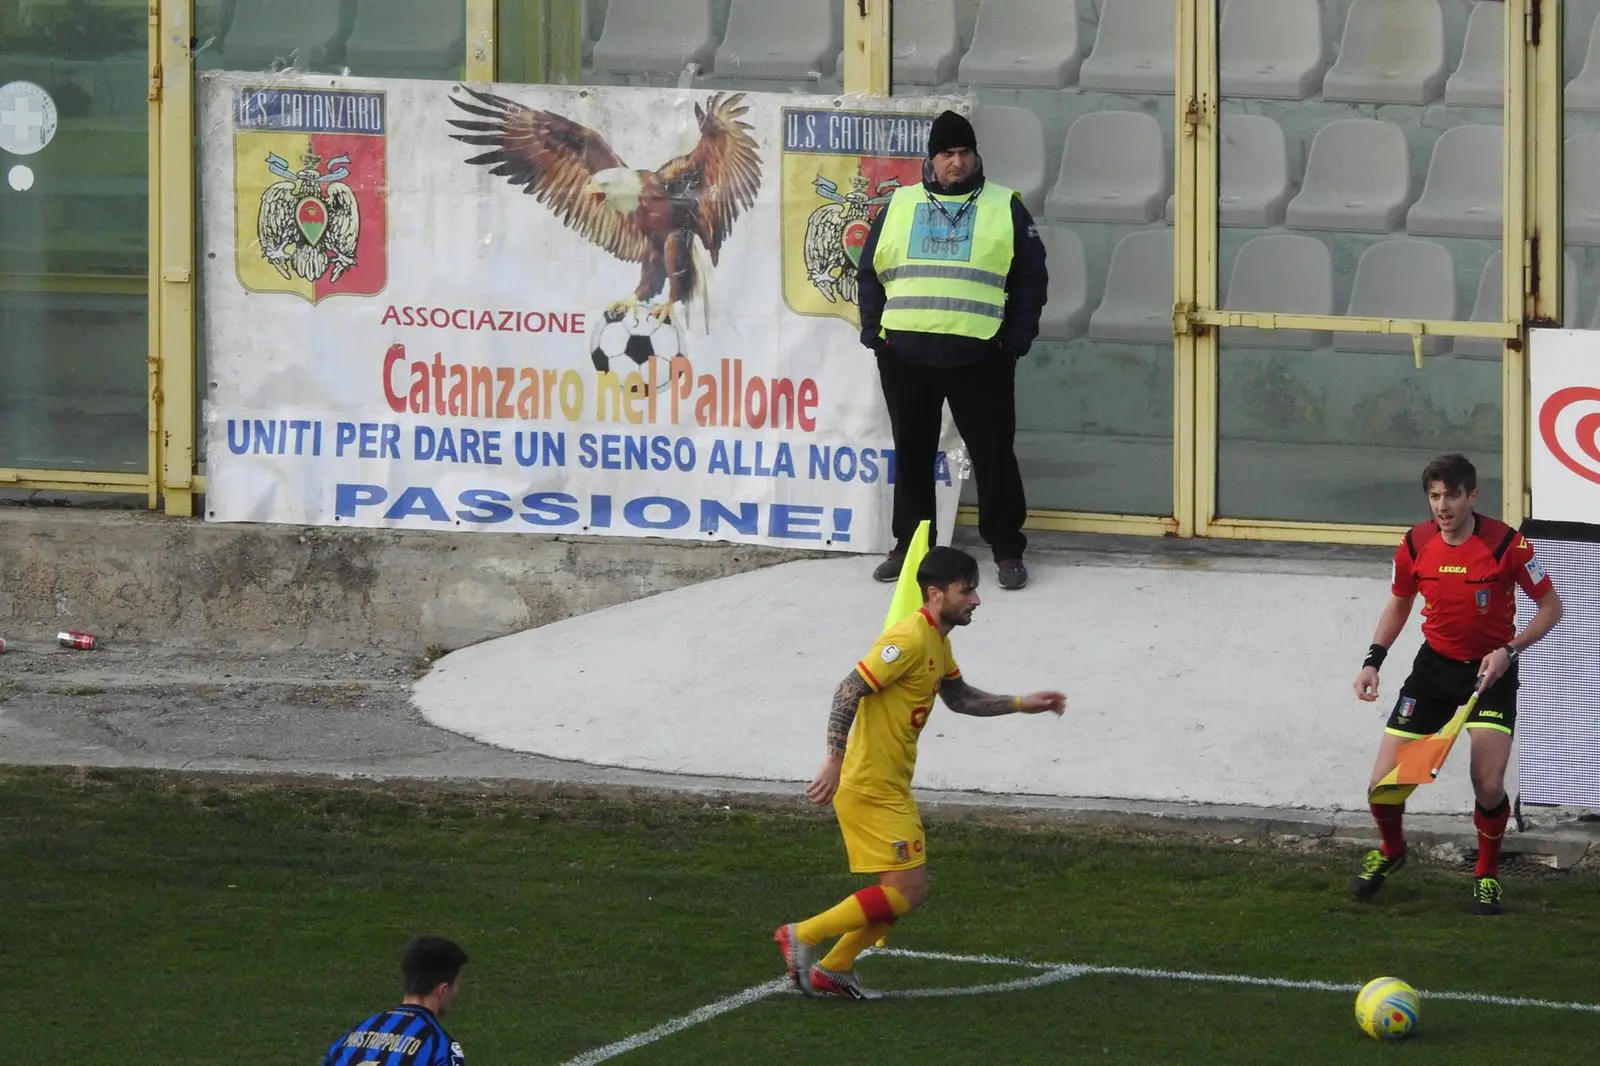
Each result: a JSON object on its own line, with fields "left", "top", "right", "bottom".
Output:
{"left": 856, "top": 157, "right": 1049, "bottom": 368}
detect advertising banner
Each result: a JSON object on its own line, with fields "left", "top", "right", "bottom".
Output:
{"left": 199, "top": 73, "right": 970, "bottom": 551}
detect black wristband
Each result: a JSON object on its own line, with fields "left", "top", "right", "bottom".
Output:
{"left": 1363, "top": 643, "right": 1388, "bottom": 670}
{"left": 1503, "top": 643, "right": 1519, "bottom": 663}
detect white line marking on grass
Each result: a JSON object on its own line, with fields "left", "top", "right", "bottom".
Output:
{"left": 562, "top": 948, "right": 1600, "bottom": 1063}
{"left": 557, "top": 978, "right": 789, "bottom": 1066}
{"left": 887, "top": 965, "right": 1082, "bottom": 999}
{"left": 883, "top": 950, "right": 1600, "bottom": 1014}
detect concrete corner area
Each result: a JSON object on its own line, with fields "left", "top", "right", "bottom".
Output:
{"left": 409, "top": 544, "right": 1525, "bottom": 819}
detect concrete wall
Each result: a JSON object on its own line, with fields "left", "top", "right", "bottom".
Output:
{"left": 0, "top": 509, "right": 798, "bottom": 654}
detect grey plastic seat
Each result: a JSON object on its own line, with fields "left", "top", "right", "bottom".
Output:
{"left": 1222, "top": 234, "right": 1335, "bottom": 349}
{"left": 959, "top": 0, "right": 1081, "bottom": 88}
{"left": 1335, "top": 239, "right": 1456, "bottom": 355}
{"left": 1566, "top": 15, "right": 1600, "bottom": 110}
{"left": 217, "top": 0, "right": 344, "bottom": 69}
{"left": 1405, "top": 125, "right": 1503, "bottom": 238}
{"left": 1089, "top": 230, "right": 1175, "bottom": 345}
{"left": 343, "top": 0, "right": 465, "bottom": 78}
{"left": 1080, "top": 0, "right": 1175, "bottom": 94}
{"left": 1565, "top": 134, "right": 1600, "bottom": 243}
{"left": 1284, "top": 119, "right": 1413, "bottom": 233}
{"left": 592, "top": 0, "right": 718, "bottom": 75}
{"left": 1216, "top": 114, "right": 1293, "bottom": 227}
{"left": 1445, "top": 2, "right": 1504, "bottom": 107}
{"left": 1038, "top": 226, "right": 1092, "bottom": 341}
{"left": 1322, "top": 0, "right": 1446, "bottom": 105}
{"left": 1219, "top": 0, "right": 1325, "bottom": 100}
{"left": 972, "top": 105, "right": 1047, "bottom": 215}
{"left": 1046, "top": 111, "right": 1167, "bottom": 224}
{"left": 1455, "top": 252, "right": 1580, "bottom": 359}
{"left": 713, "top": 0, "right": 840, "bottom": 80}
{"left": 892, "top": 0, "right": 962, "bottom": 85}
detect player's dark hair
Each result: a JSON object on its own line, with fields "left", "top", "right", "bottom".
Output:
{"left": 917, "top": 546, "right": 979, "bottom": 597}
{"left": 400, "top": 936, "right": 469, "bottom": 996}
{"left": 1421, "top": 453, "right": 1477, "bottom": 494}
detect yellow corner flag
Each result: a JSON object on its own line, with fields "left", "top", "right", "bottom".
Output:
{"left": 883, "top": 520, "right": 933, "bottom": 629}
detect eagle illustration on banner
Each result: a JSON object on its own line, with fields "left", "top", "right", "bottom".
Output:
{"left": 447, "top": 87, "right": 763, "bottom": 332}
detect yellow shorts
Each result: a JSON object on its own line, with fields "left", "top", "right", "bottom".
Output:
{"left": 833, "top": 786, "right": 926, "bottom": 873}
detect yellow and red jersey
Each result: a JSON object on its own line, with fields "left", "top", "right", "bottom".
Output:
{"left": 1391, "top": 514, "right": 1555, "bottom": 662}
{"left": 841, "top": 608, "right": 961, "bottom": 798}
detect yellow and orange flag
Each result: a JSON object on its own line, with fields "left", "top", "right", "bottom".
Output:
{"left": 882, "top": 520, "right": 932, "bottom": 630}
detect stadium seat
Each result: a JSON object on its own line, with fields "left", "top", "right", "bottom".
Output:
{"left": 1088, "top": 230, "right": 1174, "bottom": 345}
{"left": 1321, "top": 0, "right": 1447, "bottom": 105}
{"left": 1215, "top": 114, "right": 1293, "bottom": 227}
{"left": 1335, "top": 239, "right": 1456, "bottom": 355}
{"left": 1079, "top": 0, "right": 1175, "bottom": 94}
{"left": 1405, "top": 125, "right": 1503, "bottom": 239}
{"left": 1454, "top": 252, "right": 1581, "bottom": 359}
{"left": 971, "top": 105, "right": 1047, "bottom": 215}
{"left": 343, "top": 0, "right": 466, "bottom": 78}
{"left": 958, "top": 0, "right": 1082, "bottom": 88}
{"left": 592, "top": 0, "right": 718, "bottom": 75}
{"left": 1564, "top": 135, "right": 1600, "bottom": 243}
{"left": 215, "top": 0, "right": 345, "bottom": 70}
{"left": 1045, "top": 111, "right": 1167, "bottom": 224}
{"left": 1222, "top": 234, "right": 1335, "bottom": 349}
{"left": 1566, "top": 15, "right": 1600, "bottom": 110}
{"left": 713, "top": 0, "right": 840, "bottom": 79}
{"left": 1444, "top": 2, "right": 1504, "bottom": 107}
{"left": 1038, "top": 225, "right": 1092, "bottom": 341}
{"left": 892, "top": 0, "right": 962, "bottom": 85}
{"left": 1218, "top": 0, "right": 1325, "bottom": 100}
{"left": 1284, "top": 119, "right": 1414, "bottom": 233}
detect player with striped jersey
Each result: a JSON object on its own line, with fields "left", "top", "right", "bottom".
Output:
{"left": 1351, "top": 454, "right": 1563, "bottom": 914}
{"left": 323, "top": 936, "right": 468, "bottom": 1066}
{"left": 774, "top": 546, "right": 1066, "bottom": 1000}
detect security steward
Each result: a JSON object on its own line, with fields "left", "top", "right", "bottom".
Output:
{"left": 857, "top": 109, "right": 1048, "bottom": 590}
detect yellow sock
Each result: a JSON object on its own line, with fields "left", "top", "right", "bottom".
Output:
{"left": 794, "top": 886, "right": 912, "bottom": 945}
{"left": 794, "top": 894, "right": 867, "bottom": 944}
{"left": 820, "top": 922, "right": 892, "bottom": 972}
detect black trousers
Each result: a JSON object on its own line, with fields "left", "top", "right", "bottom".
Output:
{"left": 875, "top": 347, "right": 1027, "bottom": 562}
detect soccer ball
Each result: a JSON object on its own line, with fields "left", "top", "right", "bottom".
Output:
{"left": 589, "top": 304, "right": 683, "bottom": 394}
{"left": 1355, "top": 976, "right": 1420, "bottom": 1040}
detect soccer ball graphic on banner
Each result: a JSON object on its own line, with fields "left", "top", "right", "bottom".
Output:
{"left": 589, "top": 304, "right": 683, "bottom": 395}
{"left": 1355, "top": 976, "right": 1420, "bottom": 1040}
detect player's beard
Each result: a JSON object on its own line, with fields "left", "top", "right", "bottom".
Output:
{"left": 942, "top": 605, "right": 975, "bottom": 627}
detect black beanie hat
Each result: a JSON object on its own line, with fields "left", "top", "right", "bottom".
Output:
{"left": 926, "top": 110, "right": 976, "bottom": 157}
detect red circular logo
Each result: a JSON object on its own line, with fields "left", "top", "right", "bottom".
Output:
{"left": 1538, "top": 386, "right": 1600, "bottom": 486}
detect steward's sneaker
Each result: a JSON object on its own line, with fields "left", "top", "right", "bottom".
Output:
{"left": 872, "top": 551, "right": 905, "bottom": 583}
{"left": 773, "top": 924, "right": 818, "bottom": 995}
{"left": 1349, "top": 848, "right": 1406, "bottom": 899}
{"left": 997, "top": 558, "right": 1028, "bottom": 590}
{"left": 808, "top": 964, "right": 885, "bottom": 1001}
{"left": 1474, "top": 875, "right": 1504, "bottom": 915}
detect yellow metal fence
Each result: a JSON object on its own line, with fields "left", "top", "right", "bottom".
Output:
{"left": 3, "top": 0, "right": 1562, "bottom": 544}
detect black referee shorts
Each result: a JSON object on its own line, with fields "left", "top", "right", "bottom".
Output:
{"left": 1386, "top": 643, "right": 1517, "bottom": 738}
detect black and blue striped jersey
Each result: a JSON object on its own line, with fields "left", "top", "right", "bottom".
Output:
{"left": 322, "top": 1004, "right": 464, "bottom": 1066}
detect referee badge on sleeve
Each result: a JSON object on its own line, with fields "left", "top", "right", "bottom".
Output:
{"left": 1526, "top": 556, "right": 1547, "bottom": 584}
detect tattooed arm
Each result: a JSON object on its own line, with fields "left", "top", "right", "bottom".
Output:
{"left": 941, "top": 678, "right": 1067, "bottom": 717}
{"left": 939, "top": 676, "right": 1016, "bottom": 717}
{"left": 826, "top": 672, "right": 873, "bottom": 757}
{"left": 806, "top": 671, "right": 872, "bottom": 806}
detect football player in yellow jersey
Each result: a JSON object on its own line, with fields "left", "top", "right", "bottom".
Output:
{"left": 773, "top": 546, "right": 1066, "bottom": 1000}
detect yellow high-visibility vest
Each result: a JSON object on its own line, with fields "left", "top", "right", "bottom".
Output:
{"left": 873, "top": 180, "right": 1017, "bottom": 340}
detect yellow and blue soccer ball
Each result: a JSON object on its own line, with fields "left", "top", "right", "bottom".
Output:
{"left": 1355, "top": 976, "right": 1420, "bottom": 1040}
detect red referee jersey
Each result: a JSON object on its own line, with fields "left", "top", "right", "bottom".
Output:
{"left": 1391, "top": 514, "right": 1555, "bottom": 662}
